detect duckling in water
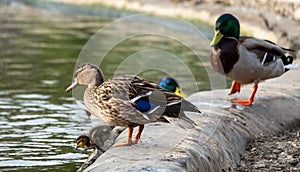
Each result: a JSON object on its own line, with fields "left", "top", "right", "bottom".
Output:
{"left": 75, "top": 135, "right": 104, "bottom": 172}
{"left": 75, "top": 135, "right": 104, "bottom": 152}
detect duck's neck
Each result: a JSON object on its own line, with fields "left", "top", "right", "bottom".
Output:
{"left": 224, "top": 36, "right": 238, "bottom": 41}
{"left": 84, "top": 86, "right": 98, "bottom": 114}
{"left": 95, "top": 73, "right": 104, "bottom": 86}
{"left": 85, "top": 85, "right": 97, "bottom": 95}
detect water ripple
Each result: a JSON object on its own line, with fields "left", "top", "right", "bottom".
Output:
{"left": 13, "top": 94, "right": 50, "bottom": 99}
{"left": 11, "top": 118, "right": 58, "bottom": 126}
{"left": 23, "top": 153, "right": 85, "bottom": 160}
{"left": 0, "top": 159, "right": 65, "bottom": 167}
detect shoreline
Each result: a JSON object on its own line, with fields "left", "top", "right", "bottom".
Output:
{"left": 50, "top": 0, "right": 300, "bottom": 57}
{"left": 40, "top": 1, "right": 300, "bottom": 171}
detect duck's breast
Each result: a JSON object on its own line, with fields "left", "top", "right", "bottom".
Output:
{"left": 210, "top": 38, "right": 239, "bottom": 75}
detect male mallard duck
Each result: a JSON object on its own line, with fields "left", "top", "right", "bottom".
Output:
{"left": 159, "top": 77, "right": 186, "bottom": 97}
{"left": 66, "top": 63, "right": 200, "bottom": 147}
{"left": 210, "top": 13, "right": 298, "bottom": 106}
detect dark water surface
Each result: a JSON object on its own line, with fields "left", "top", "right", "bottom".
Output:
{"left": 0, "top": 0, "right": 215, "bottom": 171}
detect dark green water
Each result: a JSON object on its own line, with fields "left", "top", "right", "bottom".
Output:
{"left": 0, "top": 0, "right": 221, "bottom": 171}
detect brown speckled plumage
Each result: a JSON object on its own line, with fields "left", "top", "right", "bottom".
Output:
{"left": 67, "top": 63, "right": 200, "bottom": 146}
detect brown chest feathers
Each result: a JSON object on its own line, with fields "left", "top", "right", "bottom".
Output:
{"left": 210, "top": 38, "right": 239, "bottom": 74}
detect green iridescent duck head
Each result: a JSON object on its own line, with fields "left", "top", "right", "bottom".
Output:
{"left": 159, "top": 77, "right": 185, "bottom": 97}
{"left": 210, "top": 13, "right": 240, "bottom": 46}
{"left": 66, "top": 63, "right": 104, "bottom": 92}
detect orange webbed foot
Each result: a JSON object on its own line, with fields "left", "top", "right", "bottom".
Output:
{"left": 111, "top": 139, "right": 133, "bottom": 148}
{"left": 111, "top": 138, "right": 141, "bottom": 148}
{"left": 111, "top": 127, "right": 134, "bottom": 148}
{"left": 229, "top": 81, "right": 241, "bottom": 95}
{"left": 232, "top": 98, "right": 253, "bottom": 106}
{"left": 111, "top": 125, "right": 144, "bottom": 148}
{"left": 231, "top": 83, "right": 258, "bottom": 106}
{"left": 132, "top": 139, "right": 140, "bottom": 144}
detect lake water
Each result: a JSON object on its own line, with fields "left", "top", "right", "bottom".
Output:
{"left": 0, "top": 0, "right": 222, "bottom": 171}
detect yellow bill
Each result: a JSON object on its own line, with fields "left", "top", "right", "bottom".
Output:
{"left": 210, "top": 30, "right": 224, "bottom": 46}
{"left": 175, "top": 87, "right": 186, "bottom": 98}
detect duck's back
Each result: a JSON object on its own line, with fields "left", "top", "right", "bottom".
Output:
{"left": 228, "top": 37, "right": 287, "bottom": 84}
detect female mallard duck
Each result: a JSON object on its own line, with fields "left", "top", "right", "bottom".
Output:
{"left": 76, "top": 76, "right": 185, "bottom": 116}
{"left": 66, "top": 63, "right": 200, "bottom": 147}
{"left": 210, "top": 13, "right": 298, "bottom": 106}
{"left": 159, "top": 77, "right": 186, "bottom": 97}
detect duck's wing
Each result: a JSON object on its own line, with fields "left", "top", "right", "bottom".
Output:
{"left": 93, "top": 79, "right": 159, "bottom": 124}
{"left": 239, "top": 37, "right": 294, "bottom": 66}
{"left": 111, "top": 75, "right": 177, "bottom": 100}
{"left": 107, "top": 97, "right": 157, "bottom": 124}
{"left": 262, "top": 39, "right": 294, "bottom": 52}
{"left": 239, "top": 37, "right": 293, "bottom": 59}
{"left": 105, "top": 94, "right": 197, "bottom": 128}
{"left": 129, "top": 76, "right": 200, "bottom": 128}
{"left": 129, "top": 90, "right": 198, "bottom": 128}
{"left": 240, "top": 37, "right": 286, "bottom": 54}
{"left": 112, "top": 75, "right": 200, "bottom": 127}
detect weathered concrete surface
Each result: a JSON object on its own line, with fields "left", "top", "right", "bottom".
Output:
{"left": 83, "top": 61, "right": 299, "bottom": 171}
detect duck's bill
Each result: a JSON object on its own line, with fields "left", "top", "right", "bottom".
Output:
{"left": 175, "top": 87, "right": 186, "bottom": 98}
{"left": 210, "top": 30, "right": 223, "bottom": 46}
{"left": 66, "top": 81, "right": 79, "bottom": 92}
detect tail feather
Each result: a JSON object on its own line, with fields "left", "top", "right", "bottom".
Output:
{"left": 163, "top": 114, "right": 196, "bottom": 129}
{"left": 284, "top": 64, "right": 298, "bottom": 70}
{"left": 181, "top": 99, "right": 201, "bottom": 113}
{"left": 163, "top": 100, "right": 199, "bottom": 129}
{"left": 164, "top": 100, "right": 201, "bottom": 114}
{"left": 282, "top": 56, "right": 298, "bottom": 72}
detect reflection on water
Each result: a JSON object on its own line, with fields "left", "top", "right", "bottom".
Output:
{"left": 0, "top": 0, "right": 214, "bottom": 171}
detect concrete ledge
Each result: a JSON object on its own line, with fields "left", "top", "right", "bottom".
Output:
{"left": 84, "top": 64, "right": 299, "bottom": 171}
